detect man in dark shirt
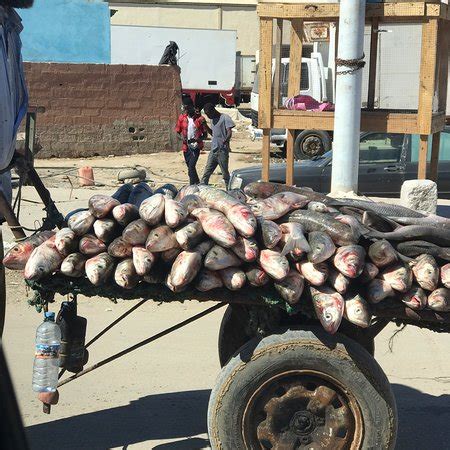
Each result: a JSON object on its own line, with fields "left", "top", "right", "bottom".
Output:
{"left": 200, "top": 103, "right": 235, "bottom": 187}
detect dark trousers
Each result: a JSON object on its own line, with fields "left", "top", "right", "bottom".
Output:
{"left": 184, "top": 146, "right": 200, "bottom": 185}
{"left": 201, "top": 147, "right": 230, "bottom": 186}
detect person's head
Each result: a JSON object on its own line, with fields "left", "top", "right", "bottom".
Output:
{"left": 0, "top": 0, "right": 34, "bottom": 7}
{"left": 203, "top": 103, "right": 219, "bottom": 119}
{"left": 185, "top": 104, "right": 195, "bottom": 118}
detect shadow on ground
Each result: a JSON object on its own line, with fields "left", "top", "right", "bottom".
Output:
{"left": 26, "top": 390, "right": 211, "bottom": 450}
{"left": 25, "top": 385, "right": 450, "bottom": 449}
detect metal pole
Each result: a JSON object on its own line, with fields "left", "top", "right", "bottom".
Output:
{"left": 330, "top": 0, "right": 366, "bottom": 195}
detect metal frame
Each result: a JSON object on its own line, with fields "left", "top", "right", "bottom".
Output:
{"left": 257, "top": 1, "right": 450, "bottom": 184}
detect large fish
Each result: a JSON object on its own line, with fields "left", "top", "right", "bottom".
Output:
{"left": 112, "top": 203, "right": 139, "bottom": 227}
{"left": 179, "top": 194, "right": 205, "bottom": 214}
{"left": 167, "top": 249, "right": 203, "bottom": 291}
{"left": 93, "top": 218, "right": 118, "bottom": 243}
{"left": 79, "top": 234, "right": 107, "bottom": 256}
{"left": 175, "top": 221, "right": 205, "bottom": 250}
{"left": 3, "top": 231, "right": 55, "bottom": 270}
{"left": 310, "top": 286, "right": 345, "bottom": 334}
{"left": 108, "top": 237, "right": 133, "bottom": 258}
{"left": 368, "top": 240, "right": 398, "bottom": 268}
{"left": 145, "top": 225, "right": 179, "bottom": 252}
{"left": 368, "top": 225, "right": 450, "bottom": 247}
{"left": 54, "top": 228, "right": 78, "bottom": 256}
{"left": 122, "top": 219, "right": 151, "bottom": 246}
{"left": 411, "top": 254, "right": 439, "bottom": 291}
{"left": 196, "top": 269, "right": 223, "bottom": 292}
{"left": 400, "top": 285, "right": 427, "bottom": 310}
{"left": 250, "top": 192, "right": 309, "bottom": 220}
{"left": 204, "top": 245, "right": 241, "bottom": 271}
{"left": 328, "top": 269, "right": 349, "bottom": 295}
{"left": 68, "top": 210, "right": 96, "bottom": 236}
{"left": 366, "top": 278, "right": 394, "bottom": 304}
{"left": 296, "top": 261, "right": 328, "bottom": 286}
{"left": 220, "top": 267, "right": 246, "bottom": 291}
{"left": 191, "top": 208, "right": 236, "bottom": 248}
{"left": 198, "top": 186, "right": 257, "bottom": 237}
{"left": 85, "top": 252, "right": 115, "bottom": 286}
{"left": 259, "top": 249, "right": 290, "bottom": 280}
{"left": 442, "top": 263, "right": 450, "bottom": 288}
{"left": 274, "top": 270, "right": 304, "bottom": 305}
{"left": 245, "top": 266, "right": 269, "bottom": 287}
{"left": 257, "top": 218, "right": 282, "bottom": 249}
{"left": 175, "top": 184, "right": 200, "bottom": 201}
{"left": 88, "top": 195, "right": 120, "bottom": 219}
{"left": 164, "top": 198, "right": 188, "bottom": 228}
{"left": 344, "top": 293, "right": 371, "bottom": 328}
{"left": 279, "top": 223, "right": 310, "bottom": 257}
{"left": 132, "top": 247, "right": 156, "bottom": 276}
{"left": 139, "top": 193, "right": 165, "bottom": 225}
{"left": 307, "top": 231, "right": 336, "bottom": 263}
{"left": 381, "top": 263, "right": 413, "bottom": 293}
{"left": 231, "top": 236, "right": 259, "bottom": 262}
{"left": 427, "top": 288, "right": 450, "bottom": 312}
{"left": 60, "top": 253, "right": 86, "bottom": 278}
{"left": 285, "top": 210, "right": 356, "bottom": 246}
{"left": 396, "top": 241, "right": 450, "bottom": 261}
{"left": 244, "top": 181, "right": 336, "bottom": 205}
{"left": 115, "top": 258, "right": 140, "bottom": 289}
{"left": 24, "top": 236, "right": 64, "bottom": 281}
{"left": 333, "top": 245, "right": 366, "bottom": 278}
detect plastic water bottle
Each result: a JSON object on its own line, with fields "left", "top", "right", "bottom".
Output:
{"left": 32, "top": 312, "right": 61, "bottom": 392}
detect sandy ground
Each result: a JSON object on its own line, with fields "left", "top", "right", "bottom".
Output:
{"left": 2, "top": 125, "right": 450, "bottom": 449}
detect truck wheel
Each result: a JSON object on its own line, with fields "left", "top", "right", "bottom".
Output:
{"left": 208, "top": 327, "right": 397, "bottom": 450}
{"left": 294, "top": 130, "right": 331, "bottom": 160}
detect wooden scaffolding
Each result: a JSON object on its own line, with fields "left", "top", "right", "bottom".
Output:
{"left": 257, "top": 1, "right": 450, "bottom": 185}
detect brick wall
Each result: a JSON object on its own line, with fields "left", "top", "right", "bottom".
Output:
{"left": 24, "top": 62, "right": 182, "bottom": 158}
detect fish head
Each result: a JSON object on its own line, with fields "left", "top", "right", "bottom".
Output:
{"left": 346, "top": 297, "right": 370, "bottom": 328}
{"left": 3, "top": 242, "right": 32, "bottom": 269}
{"left": 244, "top": 182, "right": 274, "bottom": 199}
{"left": 317, "top": 301, "right": 342, "bottom": 334}
{"left": 244, "top": 238, "right": 259, "bottom": 261}
{"left": 24, "top": 262, "right": 47, "bottom": 281}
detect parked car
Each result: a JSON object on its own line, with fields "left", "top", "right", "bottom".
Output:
{"left": 229, "top": 129, "right": 450, "bottom": 198}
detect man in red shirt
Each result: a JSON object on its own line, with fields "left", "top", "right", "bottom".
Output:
{"left": 175, "top": 104, "right": 206, "bottom": 185}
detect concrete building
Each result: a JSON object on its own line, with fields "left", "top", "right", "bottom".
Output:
{"left": 109, "top": 0, "right": 259, "bottom": 58}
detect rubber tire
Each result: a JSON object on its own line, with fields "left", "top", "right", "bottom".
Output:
{"left": 218, "top": 305, "right": 253, "bottom": 367}
{"left": 208, "top": 327, "right": 397, "bottom": 450}
{"left": 294, "top": 130, "right": 331, "bottom": 160}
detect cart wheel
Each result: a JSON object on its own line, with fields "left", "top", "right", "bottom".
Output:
{"left": 218, "top": 305, "right": 253, "bottom": 367}
{"left": 208, "top": 327, "right": 397, "bottom": 450}
{"left": 0, "top": 228, "right": 6, "bottom": 337}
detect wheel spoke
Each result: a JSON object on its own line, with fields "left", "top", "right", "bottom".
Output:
{"left": 307, "top": 385, "right": 337, "bottom": 414}
{"left": 327, "top": 405, "right": 353, "bottom": 432}
{"left": 272, "top": 431, "right": 298, "bottom": 450}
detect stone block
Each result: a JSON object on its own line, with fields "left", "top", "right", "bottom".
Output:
{"left": 400, "top": 179, "right": 437, "bottom": 214}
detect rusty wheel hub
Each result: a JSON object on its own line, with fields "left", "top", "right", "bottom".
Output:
{"left": 242, "top": 370, "right": 363, "bottom": 450}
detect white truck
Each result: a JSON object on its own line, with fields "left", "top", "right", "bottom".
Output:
{"left": 111, "top": 25, "right": 239, "bottom": 107}
{"left": 251, "top": 23, "right": 450, "bottom": 159}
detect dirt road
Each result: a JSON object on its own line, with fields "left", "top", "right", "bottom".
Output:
{"left": 2, "top": 125, "right": 450, "bottom": 449}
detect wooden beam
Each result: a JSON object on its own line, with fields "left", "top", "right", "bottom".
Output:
{"left": 273, "top": 19, "right": 283, "bottom": 109}
{"left": 257, "top": 3, "right": 442, "bottom": 20}
{"left": 418, "top": 134, "right": 429, "bottom": 179}
{"left": 286, "top": 19, "right": 303, "bottom": 186}
{"left": 367, "top": 18, "right": 379, "bottom": 110}
{"left": 430, "top": 132, "right": 440, "bottom": 182}
{"left": 438, "top": 19, "right": 449, "bottom": 112}
{"left": 262, "top": 129, "right": 271, "bottom": 182}
{"left": 272, "top": 109, "right": 420, "bottom": 134}
{"left": 259, "top": 18, "right": 273, "bottom": 130}
{"left": 417, "top": 19, "right": 439, "bottom": 135}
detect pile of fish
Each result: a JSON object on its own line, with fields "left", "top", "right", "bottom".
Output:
{"left": 4, "top": 181, "right": 450, "bottom": 334}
